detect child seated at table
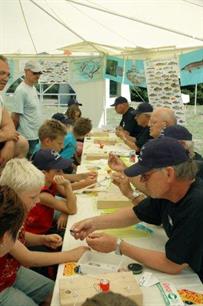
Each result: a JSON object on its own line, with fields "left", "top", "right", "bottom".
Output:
{"left": 60, "top": 117, "right": 92, "bottom": 164}
{"left": 28, "top": 149, "right": 77, "bottom": 234}
{"left": 0, "top": 159, "right": 88, "bottom": 299}
{"left": 0, "top": 185, "right": 54, "bottom": 306}
{"left": 33, "top": 119, "right": 97, "bottom": 190}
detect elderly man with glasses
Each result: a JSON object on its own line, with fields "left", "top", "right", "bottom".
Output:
{"left": 12, "top": 61, "right": 43, "bottom": 158}
{"left": 71, "top": 137, "right": 203, "bottom": 282}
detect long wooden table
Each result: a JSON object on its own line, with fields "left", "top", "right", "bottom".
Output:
{"left": 51, "top": 132, "right": 203, "bottom": 306}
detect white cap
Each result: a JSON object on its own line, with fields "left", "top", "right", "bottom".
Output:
{"left": 24, "top": 61, "right": 42, "bottom": 73}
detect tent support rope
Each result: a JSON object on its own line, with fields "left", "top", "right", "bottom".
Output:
{"left": 19, "top": 0, "right": 38, "bottom": 54}
{"left": 66, "top": 0, "right": 203, "bottom": 42}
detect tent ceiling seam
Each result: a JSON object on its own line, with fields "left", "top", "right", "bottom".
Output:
{"left": 66, "top": 0, "right": 203, "bottom": 42}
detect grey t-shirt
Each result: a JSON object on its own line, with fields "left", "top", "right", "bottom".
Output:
{"left": 12, "top": 82, "right": 42, "bottom": 140}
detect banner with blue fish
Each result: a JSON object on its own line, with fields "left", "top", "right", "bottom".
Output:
{"left": 179, "top": 48, "right": 203, "bottom": 86}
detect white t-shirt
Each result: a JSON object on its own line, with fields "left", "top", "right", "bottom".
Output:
{"left": 12, "top": 82, "right": 42, "bottom": 140}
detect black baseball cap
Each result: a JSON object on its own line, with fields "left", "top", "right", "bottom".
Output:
{"left": 32, "top": 149, "right": 72, "bottom": 171}
{"left": 52, "top": 113, "right": 73, "bottom": 125}
{"left": 164, "top": 125, "right": 192, "bottom": 141}
{"left": 131, "top": 102, "right": 153, "bottom": 117}
{"left": 110, "top": 96, "right": 128, "bottom": 107}
{"left": 124, "top": 137, "right": 189, "bottom": 177}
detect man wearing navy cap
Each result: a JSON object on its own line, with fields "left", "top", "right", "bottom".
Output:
{"left": 71, "top": 137, "right": 203, "bottom": 282}
{"left": 111, "top": 96, "right": 143, "bottom": 138}
{"left": 119, "top": 102, "right": 153, "bottom": 153}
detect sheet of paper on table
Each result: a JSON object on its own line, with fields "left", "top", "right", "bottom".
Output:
{"left": 59, "top": 271, "right": 143, "bottom": 306}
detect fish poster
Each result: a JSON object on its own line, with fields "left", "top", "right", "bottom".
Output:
{"left": 145, "top": 58, "right": 185, "bottom": 124}
{"left": 70, "top": 57, "right": 103, "bottom": 83}
{"left": 124, "top": 59, "right": 146, "bottom": 87}
{"left": 179, "top": 48, "right": 203, "bottom": 86}
{"left": 105, "top": 56, "right": 124, "bottom": 83}
{"left": 19, "top": 59, "right": 69, "bottom": 83}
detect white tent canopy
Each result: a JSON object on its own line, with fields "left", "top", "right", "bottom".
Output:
{"left": 1, "top": 0, "right": 203, "bottom": 55}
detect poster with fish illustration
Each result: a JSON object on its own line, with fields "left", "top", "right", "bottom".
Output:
{"left": 70, "top": 57, "right": 103, "bottom": 83}
{"left": 145, "top": 58, "right": 185, "bottom": 124}
{"left": 19, "top": 59, "right": 69, "bottom": 83}
{"left": 179, "top": 48, "right": 203, "bottom": 86}
{"left": 124, "top": 59, "right": 146, "bottom": 87}
{"left": 105, "top": 56, "right": 124, "bottom": 83}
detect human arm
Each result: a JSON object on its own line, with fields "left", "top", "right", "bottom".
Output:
{"left": 40, "top": 176, "right": 77, "bottom": 214}
{"left": 108, "top": 153, "right": 127, "bottom": 172}
{"left": 10, "top": 240, "right": 89, "bottom": 267}
{"left": 57, "top": 213, "right": 68, "bottom": 231}
{"left": 25, "top": 232, "right": 62, "bottom": 249}
{"left": 11, "top": 112, "right": 20, "bottom": 129}
{"left": 71, "top": 207, "right": 139, "bottom": 240}
{"left": 0, "top": 108, "right": 19, "bottom": 142}
{"left": 86, "top": 233, "right": 188, "bottom": 274}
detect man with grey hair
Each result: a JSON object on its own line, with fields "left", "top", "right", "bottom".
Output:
{"left": 71, "top": 137, "right": 203, "bottom": 282}
{"left": 12, "top": 61, "right": 43, "bottom": 158}
{"left": 149, "top": 107, "right": 177, "bottom": 138}
{"left": 0, "top": 55, "right": 28, "bottom": 165}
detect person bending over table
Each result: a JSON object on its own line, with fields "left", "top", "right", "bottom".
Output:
{"left": 71, "top": 137, "right": 203, "bottom": 282}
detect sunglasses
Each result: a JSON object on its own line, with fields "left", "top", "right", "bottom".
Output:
{"left": 31, "top": 71, "right": 42, "bottom": 75}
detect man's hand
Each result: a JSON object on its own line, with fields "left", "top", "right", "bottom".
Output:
{"left": 43, "top": 234, "right": 63, "bottom": 249}
{"left": 0, "top": 128, "right": 19, "bottom": 142}
{"left": 57, "top": 213, "right": 68, "bottom": 230}
{"left": 70, "top": 218, "right": 96, "bottom": 240}
{"left": 86, "top": 232, "right": 117, "bottom": 253}
{"left": 108, "top": 153, "right": 126, "bottom": 172}
{"left": 111, "top": 172, "right": 133, "bottom": 199}
{"left": 80, "top": 171, "right": 98, "bottom": 179}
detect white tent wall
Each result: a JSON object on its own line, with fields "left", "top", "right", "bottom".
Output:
{"left": 70, "top": 79, "right": 106, "bottom": 127}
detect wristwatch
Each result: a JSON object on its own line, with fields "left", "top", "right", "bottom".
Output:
{"left": 115, "top": 238, "right": 123, "bottom": 255}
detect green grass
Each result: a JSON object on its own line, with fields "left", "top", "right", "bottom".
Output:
{"left": 106, "top": 104, "right": 203, "bottom": 156}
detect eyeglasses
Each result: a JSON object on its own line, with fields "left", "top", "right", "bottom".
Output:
{"left": 31, "top": 71, "right": 42, "bottom": 75}
{"left": 140, "top": 169, "right": 162, "bottom": 182}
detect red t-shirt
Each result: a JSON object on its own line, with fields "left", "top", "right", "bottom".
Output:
{"left": 0, "top": 229, "right": 25, "bottom": 292}
{"left": 24, "top": 183, "right": 57, "bottom": 235}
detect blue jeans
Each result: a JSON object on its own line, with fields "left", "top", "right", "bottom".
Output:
{"left": 0, "top": 267, "right": 54, "bottom": 306}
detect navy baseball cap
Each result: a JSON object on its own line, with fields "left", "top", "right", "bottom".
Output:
{"left": 164, "top": 125, "right": 192, "bottom": 141}
{"left": 124, "top": 137, "right": 189, "bottom": 177}
{"left": 131, "top": 102, "right": 153, "bottom": 116}
{"left": 32, "top": 149, "right": 72, "bottom": 171}
{"left": 68, "top": 97, "right": 82, "bottom": 106}
{"left": 110, "top": 96, "right": 128, "bottom": 107}
{"left": 52, "top": 113, "right": 73, "bottom": 125}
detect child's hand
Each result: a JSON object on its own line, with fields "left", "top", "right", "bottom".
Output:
{"left": 57, "top": 213, "right": 68, "bottom": 230}
{"left": 68, "top": 246, "right": 90, "bottom": 261}
{"left": 43, "top": 234, "right": 62, "bottom": 249}
{"left": 54, "top": 175, "right": 71, "bottom": 187}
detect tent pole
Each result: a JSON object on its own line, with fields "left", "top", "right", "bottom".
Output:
{"left": 194, "top": 83, "right": 197, "bottom": 115}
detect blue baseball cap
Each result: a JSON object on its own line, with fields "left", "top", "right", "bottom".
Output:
{"left": 124, "top": 137, "right": 189, "bottom": 177}
{"left": 52, "top": 113, "right": 73, "bottom": 125}
{"left": 164, "top": 125, "right": 192, "bottom": 141}
{"left": 32, "top": 149, "right": 72, "bottom": 171}
{"left": 111, "top": 96, "right": 128, "bottom": 107}
{"left": 131, "top": 102, "right": 153, "bottom": 116}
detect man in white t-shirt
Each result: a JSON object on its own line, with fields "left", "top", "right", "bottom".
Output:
{"left": 12, "top": 61, "right": 42, "bottom": 158}
{"left": 0, "top": 55, "right": 28, "bottom": 166}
